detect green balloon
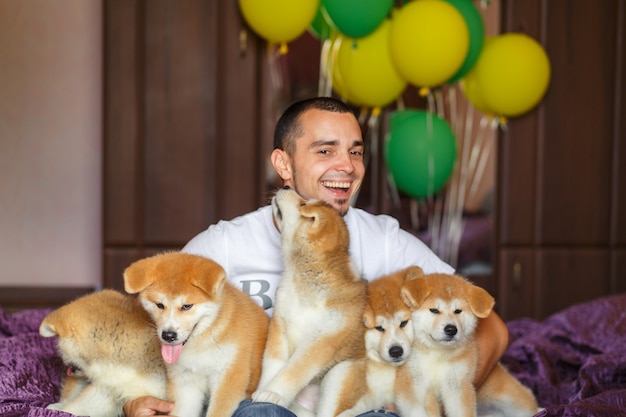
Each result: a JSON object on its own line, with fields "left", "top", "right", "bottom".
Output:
{"left": 308, "top": 4, "right": 332, "bottom": 41}
{"left": 445, "top": 0, "right": 485, "bottom": 82}
{"left": 322, "top": 0, "right": 393, "bottom": 39}
{"left": 385, "top": 110, "right": 458, "bottom": 199}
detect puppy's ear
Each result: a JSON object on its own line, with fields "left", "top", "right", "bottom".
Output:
{"left": 401, "top": 278, "right": 430, "bottom": 309}
{"left": 363, "top": 303, "right": 375, "bottom": 328}
{"left": 467, "top": 285, "right": 495, "bottom": 318}
{"left": 404, "top": 266, "right": 425, "bottom": 282}
{"left": 39, "top": 312, "right": 60, "bottom": 337}
{"left": 191, "top": 259, "right": 226, "bottom": 296}
{"left": 123, "top": 258, "right": 154, "bottom": 294}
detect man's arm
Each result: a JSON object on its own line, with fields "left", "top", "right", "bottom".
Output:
{"left": 124, "top": 396, "right": 174, "bottom": 417}
{"left": 474, "top": 310, "right": 510, "bottom": 387}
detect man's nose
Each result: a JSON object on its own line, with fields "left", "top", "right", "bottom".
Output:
{"left": 335, "top": 151, "right": 355, "bottom": 173}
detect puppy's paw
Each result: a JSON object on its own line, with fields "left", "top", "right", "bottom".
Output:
{"left": 252, "top": 390, "right": 287, "bottom": 407}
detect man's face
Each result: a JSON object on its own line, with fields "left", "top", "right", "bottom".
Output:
{"left": 272, "top": 109, "right": 365, "bottom": 216}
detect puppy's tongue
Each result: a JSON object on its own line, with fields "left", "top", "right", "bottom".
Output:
{"left": 162, "top": 343, "right": 183, "bottom": 364}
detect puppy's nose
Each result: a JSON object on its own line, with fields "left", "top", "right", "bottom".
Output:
{"left": 444, "top": 325, "right": 457, "bottom": 337}
{"left": 283, "top": 185, "right": 290, "bottom": 190}
{"left": 389, "top": 345, "right": 404, "bottom": 359}
{"left": 162, "top": 330, "right": 178, "bottom": 343}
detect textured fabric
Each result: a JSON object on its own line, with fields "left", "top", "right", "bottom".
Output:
{"left": 0, "top": 308, "right": 71, "bottom": 417}
{"left": 503, "top": 293, "right": 626, "bottom": 417}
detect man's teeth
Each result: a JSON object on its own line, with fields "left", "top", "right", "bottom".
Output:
{"left": 322, "top": 181, "right": 350, "bottom": 189}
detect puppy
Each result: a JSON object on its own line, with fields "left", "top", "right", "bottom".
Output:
{"left": 124, "top": 252, "right": 269, "bottom": 417}
{"left": 318, "top": 266, "right": 422, "bottom": 417}
{"left": 252, "top": 188, "right": 367, "bottom": 415}
{"left": 39, "top": 289, "right": 167, "bottom": 417}
{"left": 397, "top": 272, "right": 538, "bottom": 417}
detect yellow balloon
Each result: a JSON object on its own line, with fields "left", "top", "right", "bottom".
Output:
{"left": 460, "top": 70, "right": 494, "bottom": 115}
{"left": 330, "top": 36, "right": 363, "bottom": 107}
{"left": 239, "top": 0, "right": 319, "bottom": 44}
{"left": 389, "top": 0, "right": 469, "bottom": 88}
{"left": 472, "top": 33, "right": 551, "bottom": 117}
{"left": 337, "top": 19, "right": 407, "bottom": 108}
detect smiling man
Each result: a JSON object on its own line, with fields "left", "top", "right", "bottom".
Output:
{"left": 124, "top": 97, "right": 509, "bottom": 417}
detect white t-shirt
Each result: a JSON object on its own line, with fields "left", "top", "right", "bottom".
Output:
{"left": 182, "top": 205, "right": 454, "bottom": 315}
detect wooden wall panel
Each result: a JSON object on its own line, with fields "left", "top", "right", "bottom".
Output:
{"left": 143, "top": 1, "right": 219, "bottom": 244}
{"left": 104, "top": 0, "right": 141, "bottom": 245}
{"left": 536, "top": 249, "right": 610, "bottom": 319}
{"left": 539, "top": 2, "right": 616, "bottom": 245}
{"left": 103, "top": 0, "right": 265, "bottom": 288}
{"left": 498, "top": 249, "right": 536, "bottom": 320}
{"left": 497, "top": 0, "right": 625, "bottom": 320}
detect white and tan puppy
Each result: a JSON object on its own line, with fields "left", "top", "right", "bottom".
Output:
{"left": 252, "top": 188, "right": 367, "bottom": 415}
{"left": 39, "top": 289, "right": 167, "bottom": 417}
{"left": 397, "top": 272, "right": 538, "bottom": 417}
{"left": 318, "top": 266, "right": 422, "bottom": 417}
{"left": 124, "top": 252, "right": 269, "bottom": 417}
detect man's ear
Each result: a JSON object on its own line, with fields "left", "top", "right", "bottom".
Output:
{"left": 271, "top": 148, "right": 292, "bottom": 181}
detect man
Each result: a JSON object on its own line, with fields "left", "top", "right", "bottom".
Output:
{"left": 125, "top": 97, "right": 509, "bottom": 417}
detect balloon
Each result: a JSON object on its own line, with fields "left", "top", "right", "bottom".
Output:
{"left": 309, "top": 4, "right": 333, "bottom": 41}
{"left": 445, "top": 0, "right": 485, "bottom": 82}
{"left": 336, "top": 19, "right": 407, "bottom": 108}
{"left": 389, "top": 0, "right": 469, "bottom": 89}
{"left": 322, "top": 0, "right": 393, "bottom": 39}
{"left": 329, "top": 36, "right": 363, "bottom": 106}
{"left": 385, "top": 110, "right": 458, "bottom": 199}
{"left": 459, "top": 67, "right": 495, "bottom": 114}
{"left": 239, "top": 0, "right": 319, "bottom": 46}
{"left": 471, "top": 33, "right": 551, "bottom": 117}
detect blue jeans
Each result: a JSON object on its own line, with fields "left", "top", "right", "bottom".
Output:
{"left": 232, "top": 400, "right": 401, "bottom": 417}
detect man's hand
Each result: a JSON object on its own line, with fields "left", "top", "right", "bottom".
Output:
{"left": 124, "top": 396, "right": 174, "bottom": 417}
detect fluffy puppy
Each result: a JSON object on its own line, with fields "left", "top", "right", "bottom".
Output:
{"left": 318, "top": 266, "right": 422, "bottom": 417}
{"left": 397, "top": 272, "right": 538, "bottom": 417}
{"left": 252, "top": 188, "right": 367, "bottom": 416}
{"left": 39, "top": 289, "right": 167, "bottom": 417}
{"left": 124, "top": 252, "right": 269, "bottom": 417}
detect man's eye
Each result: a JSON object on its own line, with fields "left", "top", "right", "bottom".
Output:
{"left": 319, "top": 149, "right": 331, "bottom": 155}
{"left": 351, "top": 150, "right": 363, "bottom": 157}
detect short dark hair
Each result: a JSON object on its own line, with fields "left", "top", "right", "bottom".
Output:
{"left": 273, "top": 97, "right": 356, "bottom": 155}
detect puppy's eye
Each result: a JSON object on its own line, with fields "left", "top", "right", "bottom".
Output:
{"left": 454, "top": 309, "right": 462, "bottom": 314}
{"left": 155, "top": 303, "right": 164, "bottom": 310}
{"left": 181, "top": 304, "right": 193, "bottom": 311}
{"left": 429, "top": 308, "right": 440, "bottom": 314}
{"left": 375, "top": 326, "right": 385, "bottom": 332}
{"left": 400, "top": 320, "right": 408, "bottom": 328}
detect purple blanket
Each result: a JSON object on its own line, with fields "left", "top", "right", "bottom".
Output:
{"left": 1, "top": 294, "right": 626, "bottom": 417}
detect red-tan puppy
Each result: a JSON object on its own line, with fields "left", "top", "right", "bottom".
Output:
{"left": 124, "top": 252, "right": 269, "bottom": 417}
{"left": 252, "top": 188, "right": 367, "bottom": 416}
{"left": 39, "top": 289, "right": 166, "bottom": 417}
{"left": 397, "top": 272, "right": 538, "bottom": 417}
{"left": 318, "top": 266, "right": 422, "bottom": 417}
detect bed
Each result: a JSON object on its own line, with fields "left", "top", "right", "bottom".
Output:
{"left": 1, "top": 293, "right": 625, "bottom": 417}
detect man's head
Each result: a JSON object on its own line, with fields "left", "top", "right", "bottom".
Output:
{"left": 271, "top": 97, "right": 365, "bottom": 216}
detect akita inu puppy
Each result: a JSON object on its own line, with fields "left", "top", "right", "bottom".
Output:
{"left": 397, "top": 272, "right": 538, "bottom": 417}
{"left": 39, "top": 289, "right": 167, "bottom": 417}
{"left": 252, "top": 188, "right": 367, "bottom": 415}
{"left": 124, "top": 252, "right": 269, "bottom": 417}
{"left": 318, "top": 266, "right": 422, "bottom": 417}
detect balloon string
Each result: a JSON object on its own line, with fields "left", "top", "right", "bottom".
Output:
{"left": 367, "top": 112, "right": 381, "bottom": 208}
{"left": 318, "top": 38, "right": 332, "bottom": 96}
